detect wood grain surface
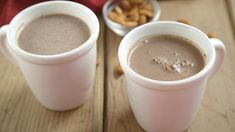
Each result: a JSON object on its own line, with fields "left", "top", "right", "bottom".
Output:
{"left": 104, "top": 28, "right": 144, "bottom": 132}
{"left": 1, "top": 0, "right": 235, "bottom": 132}
{"left": 160, "top": 0, "right": 235, "bottom": 131}
{"left": 104, "top": 0, "right": 235, "bottom": 132}
{"left": 0, "top": 17, "right": 104, "bottom": 132}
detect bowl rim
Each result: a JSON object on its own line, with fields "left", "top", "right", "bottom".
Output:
{"left": 102, "top": 0, "right": 161, "bottom": 30}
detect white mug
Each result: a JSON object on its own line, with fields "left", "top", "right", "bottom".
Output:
{"left": 118, "top": 21, "right": 225, "bottom": 132}
{"left": 0, "top": 1, "right": 99, "bottom": 111}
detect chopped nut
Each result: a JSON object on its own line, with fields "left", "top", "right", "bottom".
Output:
{"left": 115, "top": 64, "right": 124, "bottom": 76}
{"left": 139, "top": 9, "right": 153, "bottom": 17}
{"left": 181, "top": 62, "right": 186, "bottom": 66}
{"left": 152, "top": 58, "right": 157, "bottom": 62}
{"left": 142, "top": 3, "right": 152, "bottom": 11}
{"left": 108, "top": 12, "right": 125, "bottom": 24}
{"left": 166, "top": 65, "right": 171, "bottom": 71}
{"left": 175, "top": 59, "right": 180, "bottom": 64}
{"left": 172, "top": 64, "right": 181, "bottom": 73}
{"left": 121, "top": 0, "right": 131, "bottom": 10}
{"left": 114, "top": 6, "right": 123, "bottom": 15}
{"left": 108, "top": 11, "right": 116, "bottom": 20}
{"left": 122, "top": 21, "right": 138, "bottom": 28}
{"left": 189, "top": 63, "right": 194, "bottom": 67}
{"left": 207, "top": 32, "right": 216, "bottom": 38}
{"left": 129, "top": 10, "right": 139, "bottom": 22}
{"left": 176, "top": 19, "right": 192, "bottom": 25}
{"left": 139, "top": 15, "right": 147, "bottom": 25}
{"left": 127, "top": 6, "right": 138, "bottom": 16}
{"left": 172, "top": 52, "right": 179, "bottom": 56}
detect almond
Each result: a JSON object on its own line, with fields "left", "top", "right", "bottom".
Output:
{"left": 207, "top": 32, "right": 216, "bottom": 38}
{"left": 115, "top": 65, "right": 124, "bottom": 76}
{"left": 139, "top": 15, "right": 147, "bottom": 24}
{"left": 139, "top": 9, "right": 153, "bottom": 18}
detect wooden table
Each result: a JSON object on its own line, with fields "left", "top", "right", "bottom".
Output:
{"left": 0, "top": 0, "right": 235, "bottom": 131}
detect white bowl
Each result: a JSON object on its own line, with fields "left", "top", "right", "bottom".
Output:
{"left": 102, "top": 0, "right": 161, "bottom": 37}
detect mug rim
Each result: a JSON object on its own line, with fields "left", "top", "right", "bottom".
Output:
{"left": 118, "top": 21, "right": 216, "bottom": 89}
{"left": 7, "top": 1, "right": 99, "bottom": 64}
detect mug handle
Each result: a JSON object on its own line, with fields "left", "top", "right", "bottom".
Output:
{"left": 209, "top": 38, "right": 226, "bottom": 78}
{"left": 0, "top": 25, "right": 18, "bottom": 65}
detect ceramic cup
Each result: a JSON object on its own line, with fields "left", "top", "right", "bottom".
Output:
{"left": 0, "top": 1, "right": 99, "bottom": 111}
{"left": 118, "top": 21, "right": 225, "bottom": 132}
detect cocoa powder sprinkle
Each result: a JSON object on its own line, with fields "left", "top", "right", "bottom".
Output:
{"left": 152, "top": 54, "right": 194, "bottom": 73}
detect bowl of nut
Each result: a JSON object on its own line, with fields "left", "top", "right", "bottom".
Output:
{"left": 103, "top": 0, "right": 161, "bottom": 36}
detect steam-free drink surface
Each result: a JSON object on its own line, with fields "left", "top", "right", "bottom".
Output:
{"left": 17, "top": 14, "right": 90, "bottom": 55}
{"left": 128, "top": 35, "right": 205, "bottom": 81}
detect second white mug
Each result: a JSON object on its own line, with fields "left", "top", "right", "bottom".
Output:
{"left": 118, "top": 21, "right": 225, "bottom": 132}
{"left": 0, "top": 1, "right": 99, "bottom": 111}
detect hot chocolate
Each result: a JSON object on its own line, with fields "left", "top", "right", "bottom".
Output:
{"left": 18, "top": 14, "right": 90, "bottom": 55}
{"left": 128, "top": 35, "right": 205, "bottom": 81}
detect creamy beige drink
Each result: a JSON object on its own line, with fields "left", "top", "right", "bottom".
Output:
{"left": 18, "top": 14, "right": 90, "bottom": 55}
{"left": 128, "top": 35, "right": 205, "bottom": 81}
